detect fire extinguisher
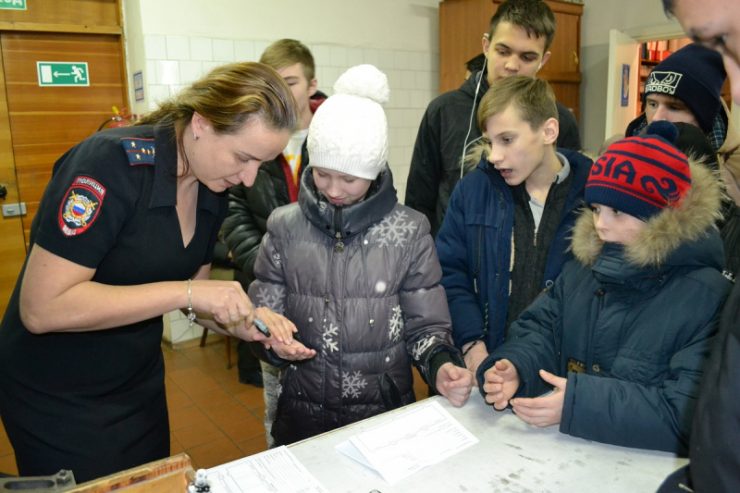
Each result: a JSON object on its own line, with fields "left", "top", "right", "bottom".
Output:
{"left": 97, "top": 106, "right": 136, "bottom": 132}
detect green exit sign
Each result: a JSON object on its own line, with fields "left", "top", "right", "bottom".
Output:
{"left": 0, "top": 0, "right": 26, "bottom": 10}
{"left": 37, "top": 61, "right": 90, "bottom": 87}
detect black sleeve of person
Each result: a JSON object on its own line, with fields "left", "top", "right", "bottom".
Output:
{"left": 556, "top": 101, "right": 582, "bottom": 151}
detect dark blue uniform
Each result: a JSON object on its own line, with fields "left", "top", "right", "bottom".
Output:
{"left": 0, "top": 124, "right": 227, "bottom": 482}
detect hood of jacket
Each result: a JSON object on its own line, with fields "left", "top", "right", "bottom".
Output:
{"left": 571, "top": 157, "right": 724, "bottom": 269}
{"left": 298, "top": 165, "right": 398, "bottom": 241}
{"left": 459, "top": 69, "right": 490, "bottom": 100}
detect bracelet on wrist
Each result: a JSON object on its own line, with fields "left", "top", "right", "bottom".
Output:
{"left": 186, "top": 279, "right": 196, "bottom": 327}
{"left": 462, "top": 339, "right": 482, "bottom": 357}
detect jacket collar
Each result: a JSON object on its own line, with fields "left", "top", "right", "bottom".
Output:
{"left": 461, "top": 70, "right": 490, "bottom": 102}
{"left": 149, "top": 123, "right": 222, "bottom": 214}
{"left": 299, "top": 165, "right": 398, "bottom": 240}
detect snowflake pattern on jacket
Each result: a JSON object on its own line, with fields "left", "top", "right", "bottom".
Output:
{"left": 412, "top": 336, "right": 437, "bottom": 361}
{"left": 388, "top": 305, "right": 404, "bottom": 342}
{"left": 254, "top": 285, "right": 285, "bottom": 314}
{"left": 321, "top": 322, "right": 339, "bottom": 354}
{"left": 342, "top": 370, "right": 368, "bottom": 399}
{"left": 369, "top": 210, "right": 417, "bottom": 247}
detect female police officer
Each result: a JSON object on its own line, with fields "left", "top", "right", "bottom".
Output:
{"left": 0, "top": 62, "right": 306, "bottom": 482}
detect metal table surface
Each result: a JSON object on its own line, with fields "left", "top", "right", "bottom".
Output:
{"left": 289, "top": 392, "right": 687, "bottom": 493}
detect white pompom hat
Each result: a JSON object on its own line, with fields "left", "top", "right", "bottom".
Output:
{"left": 307, "top": 64, "right": 390, "bottom": 180}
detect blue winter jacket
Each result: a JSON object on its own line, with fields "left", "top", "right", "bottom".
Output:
{"left": 477, "top": 159, "right": 731, "bottom": 454}
{"left": 436, "top": 149, "right": 592, "bottom": 351}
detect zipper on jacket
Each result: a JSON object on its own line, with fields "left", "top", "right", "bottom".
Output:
{"left": 473, "top": 225, "right": 483, "bottom": 294}
{"left": 333, "top": 207, "right": 345, "bottom": 253}
{"left": 587, "top": 287, "right": 607, "bottom": 373}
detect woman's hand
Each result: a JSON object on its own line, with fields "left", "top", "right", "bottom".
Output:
{"left": 191, "top": 279, "right": 255, "bottom": 327}
{"left": 252, "top": 306, "right": 297, "bottom": 345}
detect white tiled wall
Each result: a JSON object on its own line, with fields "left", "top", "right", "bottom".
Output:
{"left": 141, "top": 34, "right": 440, "bottom": 201}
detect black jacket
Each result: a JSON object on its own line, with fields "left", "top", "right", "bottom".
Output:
{"left": 221, "top": 145, "right": 306, "bottom": 288}
{"left": 688, "top": 279, "right": 740, "bottom": 490}
{"left": 404, "top": 71, "right": 581, "bottom": 236}
{"left": 659, "top": 279, "right": 740, "bottom": 493}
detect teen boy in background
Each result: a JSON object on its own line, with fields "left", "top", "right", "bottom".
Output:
{"left": 625, "top": 42, "right": 740, "bottom": 276}
{"left": 405, "top": 0, "right": 581, "bottom": 236}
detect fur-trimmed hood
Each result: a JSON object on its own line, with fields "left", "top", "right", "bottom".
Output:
{"left": 571, "top": 157, "right": 725, "bottom": 268}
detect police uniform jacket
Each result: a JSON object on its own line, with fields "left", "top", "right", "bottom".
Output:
{"left": 248, "top": 166, "right": 462, "bottom": 445}
{"left": 0, "top": 124, "right": 226, "bottom": 481}
{"left": 476, "top": 158, "right": 730, "bottom": 455}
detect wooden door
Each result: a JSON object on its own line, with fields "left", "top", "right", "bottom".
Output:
{"left": 0, "top": 30, "right": 126, "bottom": 316}
{"left": 2, "top": 31, "right": 127, "bottom": 242}
{"left": 0, "top": 43, "right": 25, "bottom": 318}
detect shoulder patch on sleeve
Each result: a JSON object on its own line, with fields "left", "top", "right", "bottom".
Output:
{"left": 121, "top": 137, "right": 156, "bottom": 166}
{"left": 58, "top": 176, "right": 106, "bottom": 237}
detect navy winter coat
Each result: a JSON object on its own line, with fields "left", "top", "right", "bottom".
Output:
{"left": 436, "top": 150, "right": 592, "bottom": 351}
{"left": 478, "top": 158, "right": 731, "bottom": 454}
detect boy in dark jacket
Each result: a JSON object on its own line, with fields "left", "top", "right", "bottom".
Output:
{"left": 436, "top": 76, "right": 593, "bottom": 377}
{"left": 405, "top": 0, "right": 581, "bottom": 236}
{"left": 479, "top": 121, "right": 730, "bottom": 454}
{"left": 249, "top": 65, "right": 473, "bottom": 446}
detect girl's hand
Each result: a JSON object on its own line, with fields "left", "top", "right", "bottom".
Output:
{"left": 436, "top": 363, "right": 474, "bottom": 407}
{"left": 271, "top": 339, "right": 317, "bottom": 361}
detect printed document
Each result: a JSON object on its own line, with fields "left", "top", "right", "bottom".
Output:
{"left": 205, "top": 446, "right": 328, "bottom": 493}
{"left": 335, "top": 400, "right": 478, "bottom": 484}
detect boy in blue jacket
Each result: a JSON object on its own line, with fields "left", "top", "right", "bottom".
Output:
{"left": 479, "top": 122, "right": 730, "bottom": 454}
{"left": 436, "top": 76, "right": 593, "bottom": 376}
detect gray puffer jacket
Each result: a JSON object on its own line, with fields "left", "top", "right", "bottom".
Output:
{"left": 249, "top": 166, "right": 462, "bottom": 445}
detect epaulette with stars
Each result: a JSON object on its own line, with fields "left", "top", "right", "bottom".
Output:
{"left": 121, "top": 137, "right": 156, "bottom": 166}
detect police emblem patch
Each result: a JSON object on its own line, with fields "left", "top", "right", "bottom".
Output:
{"left": 58, "top": 176, "right": 106, "bottom": 236}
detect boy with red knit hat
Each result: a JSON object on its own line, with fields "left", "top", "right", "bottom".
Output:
{"left": 478, "top": 121, "right": 731, "bottom": 454}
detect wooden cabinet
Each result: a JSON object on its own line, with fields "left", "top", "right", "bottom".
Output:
{"left": 439, "top": 0, "right": 583, "bottom": 120}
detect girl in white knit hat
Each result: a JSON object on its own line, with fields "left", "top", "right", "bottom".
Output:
{"left": 248, "top": 64, "right": 474, "bottom": 445}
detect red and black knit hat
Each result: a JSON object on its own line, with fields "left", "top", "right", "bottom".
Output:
{"left": 586, "top": 121, "right": 692, "bottom": 220}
